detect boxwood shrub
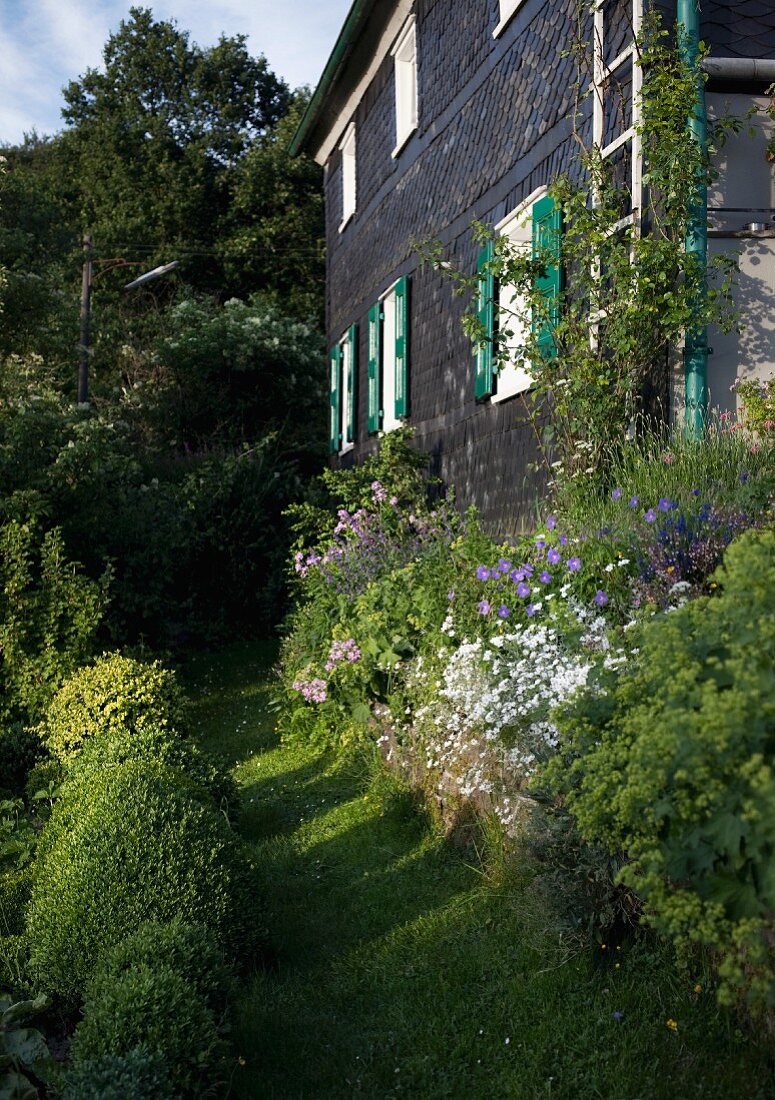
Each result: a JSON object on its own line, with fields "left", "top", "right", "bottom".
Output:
{"left": 70, "top": 967, "right": 227, "bottom": 1098}
{"left": 63, "top": 1047, "right": 175, "bottom": 1100}
{"left": 548, "top": 528, "right": 775, "bottom": 1010}
{"left": 40, "top": 653, "right": 188, "bottom": 764}
{"left": 67, "top": 723, "right": 239, "bottom": 820}
{"left": 90, "top": 918, "right": 236, "bottom": 1022}
{"left": 27, "top": 760, "right": 257, "bottom": 1002}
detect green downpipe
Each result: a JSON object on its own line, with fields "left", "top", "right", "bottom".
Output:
{"left": 677, "top": 0, "right": 708, "bottom": 438}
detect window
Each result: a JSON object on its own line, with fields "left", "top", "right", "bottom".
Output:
{"left": 367, "top": 277, "right": 410, "bottom": 433}
{"left": 329, "top": 325, "right": 358, "bottom": 453}
{"left": 474, "top": 189, "right": 562, "bottom": 401}
{"left": 493, "top": 0, "right": 528, "bottom": 38}
{"left": 391, "top": 17, "right": 418, "bottom": 157}
{"left": 339, "top": 123, "right": 356, "bottom": 231}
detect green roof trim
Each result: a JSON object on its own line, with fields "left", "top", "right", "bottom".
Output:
{"left": 289, "top": 0, "right": 376, "bottom": 157}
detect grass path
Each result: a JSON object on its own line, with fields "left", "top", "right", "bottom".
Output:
{"left": 184, "top": 642, "right": 773, "bottom": 1100}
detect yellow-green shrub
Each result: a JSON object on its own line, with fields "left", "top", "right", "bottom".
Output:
{"left": 40, "top": 653, "right": 187, "bottom": 763}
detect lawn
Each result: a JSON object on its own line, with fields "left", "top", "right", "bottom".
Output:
{"left": 184, "top": 642, "right": 773, "bottom": 1100}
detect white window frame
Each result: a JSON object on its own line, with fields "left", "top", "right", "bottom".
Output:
{"left": 391, "top": 16, "right": 418, "bottom": 158}
{"left": 491, "top": 186, "right": 548, "bottom": 402}
{"left": 380, "top": 283, "right": 402, "bottom": 433}
{"left": 339, "top": 122, "right": 356, "bottom": 232}
{"left": 493, "top": 0, "right": 528, "bottom": 39}
{"left": 339, "top": 331, "right": 355, "bottom": 454}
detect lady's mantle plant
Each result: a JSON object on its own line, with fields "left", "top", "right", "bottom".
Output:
{"left": 545, "top": 528, "right": 775, "bottom": 1012}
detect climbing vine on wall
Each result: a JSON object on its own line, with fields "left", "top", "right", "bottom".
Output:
{"left": 421, "top": 10, "right": 739, "bottom": 484}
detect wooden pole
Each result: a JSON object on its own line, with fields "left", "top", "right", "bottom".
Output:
{"left": 78, "top": 233, "right": 93, "bottom": 404}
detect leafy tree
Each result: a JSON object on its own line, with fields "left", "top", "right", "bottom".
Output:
{"left": 220, "top": 92, "right": 325, "bottom": 321}
{"left": 59, "top": 7, "right": 291, "bottom": 296}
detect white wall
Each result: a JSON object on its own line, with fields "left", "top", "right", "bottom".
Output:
{"left": 706, "top": 92, "right": 775, "bottom": 416}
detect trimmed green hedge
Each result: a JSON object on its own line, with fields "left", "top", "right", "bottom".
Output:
{"left": 62, "top": 1047, "right": 175, "bottom": 1100}
{"left": 68, "top": 723, "right": 239, "bottom": 820}
{"left": 70, "top": 967, "right": 227, "bottom": 1097}
{"left": 27, "top": 760, "right": 257, "bottom": 1002}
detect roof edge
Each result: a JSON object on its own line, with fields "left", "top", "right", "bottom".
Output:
{"left": 289, "top": 0, "right": 376, "bottom": 157}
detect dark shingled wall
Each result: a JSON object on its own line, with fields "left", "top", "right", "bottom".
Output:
{"left": 322, "top": 0, "right": 775, "bottom": 537}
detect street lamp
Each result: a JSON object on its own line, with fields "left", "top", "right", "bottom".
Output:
{"left": 77, "top": 234, "right": 179, "bottom": 404}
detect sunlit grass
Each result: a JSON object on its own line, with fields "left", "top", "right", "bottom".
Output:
{"left": 185, "top": 642, "right": 774, "bottom": 1100}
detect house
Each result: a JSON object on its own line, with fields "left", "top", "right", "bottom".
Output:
{"left": 291, "top": 0, "right": 775, "bottom": 535}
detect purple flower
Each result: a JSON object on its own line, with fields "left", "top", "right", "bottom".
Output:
{"left": 546, "top": 515, "right": 557, "bottom": 530}
{"left": 559, "top": 534, "right": 569, "bottom": 546}
{"left": 522, "top": 563, "right": 534, "bottom": 577}
{"left": 478, "top": 600, "right": 491, "bottom": 616}
{"left": 594, "top": 589, "right": 608, "bottom": 606}
{"left": 535, "top": 538, "right": 546, "bottom": 551}
{"left": 611, "top": 487, "right": 622, "bottom": 501}
{"left": 691, "top": 488, "right": 700, "bottom": 497}
{"left": 447, "top": 589, "right": 455, "bottom": 602}
{"left": 567, "top": 557, "right": 581, "bottom": 572}
{"left": 371, "top": 480, "right": 388, "bottom": 503}
{"left": 476, "top": 565, "right": 490, "bottom": 581}
{"left": 539, "top": 570, "right": 552, "bottom": 584}
{"left": 612, "top": 1011, "right": 624, "bottom": 1022}
{"left": 547, "top": 547, "right": 561, "bottom": 565}
{"left": 644, "top": 509, "right": 657, "bottom": 523}
{"left": 498, "top": 605, "right": 510, "bottom": 619}
{"left": 526, "top": 603, "right": 537, "bottom": 618}
{"left": 510, "top": 569, "right": 525, "bottom": 583}
{"left": 629, "top": 496, "right": 639, "bottom": 509}
{"left": 658, "top": 497, "right": 672, "bottom": 512}
{"left": 498, "top": 558, "right": 512, "bottom": 574}
{"left": 516, "top": 582, "right": 531, "bottom": 598}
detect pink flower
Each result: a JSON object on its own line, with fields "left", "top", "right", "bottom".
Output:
{"left": 662, "top": 454, "right": 675, "bottom": 465}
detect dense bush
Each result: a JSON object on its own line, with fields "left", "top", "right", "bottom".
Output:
{"left": 0, "top": 521, "right": 107, "bottom": 724}
{"left": 63, "top": 1047, "right": 175, "bottom": 1100}
{"left": 40, "top": 653, "right": 187, "bottom": 764}
{"left": 87, "top": 918, "right": 236, "bottom": 1021}
{"left": 0, "top": 724, "right": 43, "bottom": 794}
{"left": 27, "top": 760, "right": 257, "bottom": 1002}
{"left": 0, "top": 865, "right": 33, "bottom": 936}
{"left": 70, "top": 966, "right": 228, "bottom": 1097}
{"left": 546, "top": 529, "right": 775, "bottom": 1010}
{"left": 69, "top": 723, "right": 239, "bottom": 820}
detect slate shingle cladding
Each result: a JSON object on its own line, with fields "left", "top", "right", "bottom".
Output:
{"left": 702, "top": 0, "right": 775, "bottom": 60}
{"left": 322, "top": 0, "right": 775, "bottom": 537}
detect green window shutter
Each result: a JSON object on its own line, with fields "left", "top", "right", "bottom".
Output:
{"left": 329, "top": 345, "right": 342, "bottom": 453}
{"left": 367, "top": 304, "right": 381, "bottom": 433}
{"left": 345, "top": 323, "right": 358, "bottom": 443}
{"left": 394, "top": 275, "right": 409, "bottom": 418}
{"left": 474, "top": 240, "right": 495, "bottom": 399}
{"left": 532, "top": 194, "right": 563, "bottom": 360}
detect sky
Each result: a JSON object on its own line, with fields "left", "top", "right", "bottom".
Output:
{"left": 0, "top": 0, "right": 352, "bottom": 144}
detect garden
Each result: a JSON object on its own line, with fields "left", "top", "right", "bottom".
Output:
{"left": 0, "top": 9, "right": 774, "bottom": 1096}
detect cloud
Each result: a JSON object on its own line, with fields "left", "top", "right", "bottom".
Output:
{"left": 0, "top": 0, "right": 350, "bottom": 144}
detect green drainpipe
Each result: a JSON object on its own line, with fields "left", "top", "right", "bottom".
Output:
{"left": 677, "top": 0, "right": 708, "bottom": 439}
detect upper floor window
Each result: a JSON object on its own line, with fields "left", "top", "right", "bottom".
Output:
{"left": 493, "top": 0, "right": 528, "bottom": 38}
{"left": 391, "top": 16, "right": 418, "bottom": 157}
{"left": 339, "top": 123, "right": 356, "bottom": 231}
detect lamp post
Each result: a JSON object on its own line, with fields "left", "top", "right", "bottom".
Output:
{"left": 76, "top": 237, "right": 179, "bottom": 404}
